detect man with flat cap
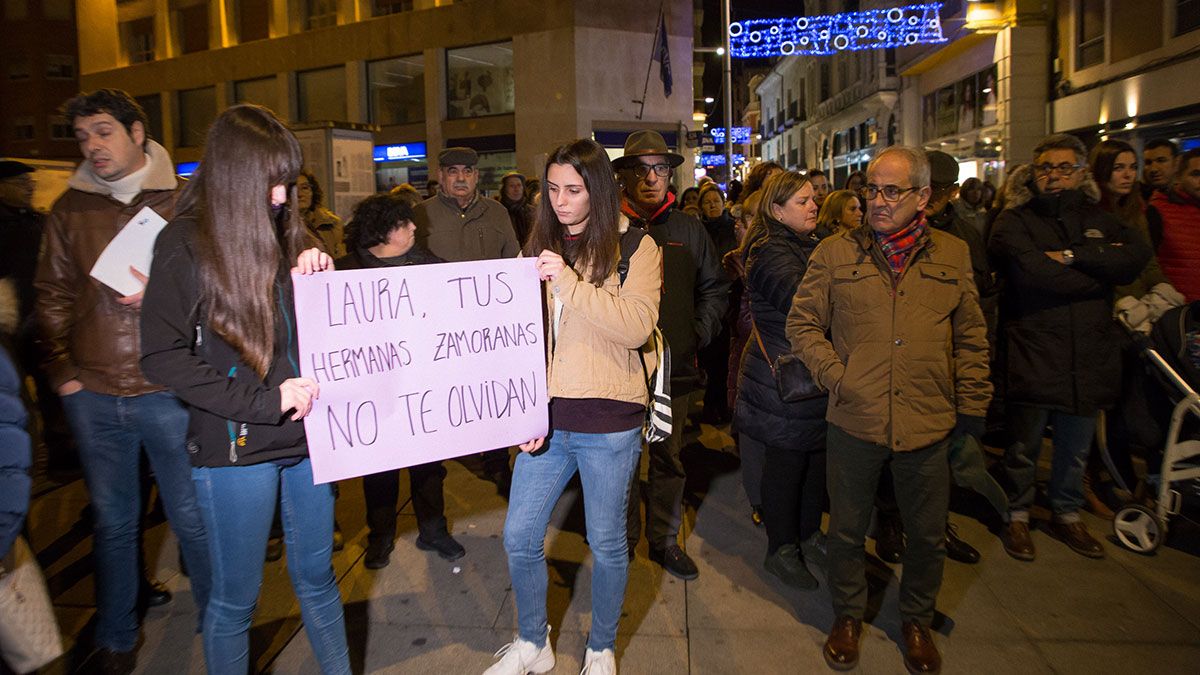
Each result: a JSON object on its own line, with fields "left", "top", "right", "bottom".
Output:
{"left": 410, "top": 146, "right": 519, "bottom": 538}
{"left": 615, "top": 130, "right": 728, "bottom": 580}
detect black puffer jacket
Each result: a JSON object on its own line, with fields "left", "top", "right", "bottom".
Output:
{"left": 622, "top": 195, "right": 729, "bottom": 394}
{"left": 988, "top": 170, "right": 1152, "bottom": 415}
{"left": 735, "top": 218, "right": 828, "bottom": 450}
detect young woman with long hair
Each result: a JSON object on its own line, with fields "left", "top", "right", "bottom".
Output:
{"left": 139, "top": 104, "right": 349, "bottom": 674}
{"left": 484, "top": 139, "right": 661, "bottom": 675}
{"left": 736, "top": 170, "right": 828, "bottom": 590}
{"left": 1090, "top": 139, "right": 1171, "bottom": 299}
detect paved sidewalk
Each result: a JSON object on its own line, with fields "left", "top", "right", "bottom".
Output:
{"left": 27, "top": 421, "right": 1200, "bottom": 674}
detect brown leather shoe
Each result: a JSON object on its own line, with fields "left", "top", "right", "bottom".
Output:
{"left": 1002, "top": 521, "right": 1036, "bottom": 562}
{"left": 901, "top": 620, "right": 942, "bottom": 674}
{"left": 823, "top": 615, "right": 862, "bottom": 671}
{"left": 1049, "top": 520, "right": 1105, "bottom": 559}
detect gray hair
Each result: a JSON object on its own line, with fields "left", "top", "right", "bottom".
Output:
{"left": 1033, "top": 133, "right": 1088, "bottom": 164}
{"left": 869, "top": 146, "right": 931, "bottom": 188}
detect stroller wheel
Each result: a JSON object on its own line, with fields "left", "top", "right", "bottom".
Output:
{"left": 1112, "top": 505, "right": 1164, "bottom": 554}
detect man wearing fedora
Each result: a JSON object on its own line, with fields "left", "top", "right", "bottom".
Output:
{"left": 615, "top": 130, "right": 728, "bottom": 580}
{"left": 407, "top": 146, "right": 521, "bottom": 562}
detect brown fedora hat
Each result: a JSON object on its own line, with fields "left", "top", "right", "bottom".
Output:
{"left": 612, "top": 130, "right": 684, "bottom": 171}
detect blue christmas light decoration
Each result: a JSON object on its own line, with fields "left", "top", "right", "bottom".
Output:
{"left": 701, "top": 153, "right": 746, "bottom": 167}
{"left": 708, "top": 127, "right": 753, "bottom": 143}
{"left": 729, "top": 2, "right": 948, "bottom": 58}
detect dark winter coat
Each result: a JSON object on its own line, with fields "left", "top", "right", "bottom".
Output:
{"left": 0, "top": 290, "right": 30, "bottom": 558}
{"left": 622, "top": 194, "right": 729, "bottom": 394}
{"left": 736, "top": 219, "right": 828, "bottom": 450}
{"left": 988, "top": 166, "right": 1152, "bottom": 415}
{"left": 335, "top": 245, "right": 443, "bottom": 272}
{"left": 140, "top": 219, "right": 308, "bottom": 467}
{"left": 927, "top": 201, "right": 999, "bottom": 339}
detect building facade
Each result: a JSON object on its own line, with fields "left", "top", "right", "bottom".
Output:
{"left": 74, "top": 0, "right": 695, "bottom": 192}
{"left": 0, "top": 0, "right": 81, "bottom": 162}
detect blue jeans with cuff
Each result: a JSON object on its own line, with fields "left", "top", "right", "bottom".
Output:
{"left": 1004, "top": 405, "right": 1096, "bottom": 524}
{"left": 504, "top": 427, "right": 642, "bottom": 651}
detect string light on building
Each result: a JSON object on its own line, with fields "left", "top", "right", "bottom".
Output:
{"left": 729, "top": 2, "right": 948, "bottom": 58}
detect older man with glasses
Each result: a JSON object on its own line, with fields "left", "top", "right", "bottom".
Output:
{"left": 988, "top": 134, "right": 1151, "bottom": 563}
{"left": 789, "top": 146, "right": 992, "bottom": 674}
{"left": 614, "top": 130, "right": 728, "bottom": 581}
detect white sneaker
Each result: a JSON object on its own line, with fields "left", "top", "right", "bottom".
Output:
{"left": 483, "top": 632, "right": 555, "bottom": 675}
{"left": 580, "top": 647, "right": 616, "bottom": 675}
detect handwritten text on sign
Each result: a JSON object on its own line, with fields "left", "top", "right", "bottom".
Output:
{"left": 292, "top": 258, "right": 548, "bottom": 483}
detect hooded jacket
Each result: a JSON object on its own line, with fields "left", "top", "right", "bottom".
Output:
{"left": 987, "top": 165, "right": 1152, "bottom": 414}
{"left": 1152, "top": 187, "right": 1200, "bottom": 302}
{"left": 140, "top": 218, "right": 307, "bottom": 467}
{"left": 735, "top": 218, "right": 828, "bottom": 451}
{"left": 34, "top": 140, "right": 180, "bottom": 395}
{"left": 0, "top": 287, "right": 30, "bottom": 559}
{"left": 622, "top": 193, "right": 729, "bottom": 394}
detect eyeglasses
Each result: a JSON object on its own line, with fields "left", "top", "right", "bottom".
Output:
{"left": 1033, "top": 162, "right": 1083, "bottom": 176}
{"left": 858, "top": 184, "right": 920, "bottom": 202}
{"left": 632, "top": 163, "right": 672, "bottom": 179}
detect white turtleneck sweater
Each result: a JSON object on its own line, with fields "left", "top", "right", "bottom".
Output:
{"left": 100, "top": 154, "right": 152, "bottom": 205}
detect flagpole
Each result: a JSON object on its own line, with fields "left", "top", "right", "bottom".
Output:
{"left": 722, "top": 0, "right": 733, "bottom": 178}
{"left": 637, "top": 3, "right": 665, "bottom": 121}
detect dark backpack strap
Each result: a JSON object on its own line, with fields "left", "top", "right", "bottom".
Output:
{"left": 618, "top": 225, "right": 649, "bottom": 286}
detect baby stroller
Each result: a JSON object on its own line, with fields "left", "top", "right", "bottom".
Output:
{"left": 1101, "top": 302, "right": 1200, "bottom": 553}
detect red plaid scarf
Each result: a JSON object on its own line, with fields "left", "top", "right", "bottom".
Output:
{"left": 875, "top": 213, "right": 927, "bottom": 278}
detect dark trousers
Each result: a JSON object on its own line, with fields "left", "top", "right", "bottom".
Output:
{"left": 750, "top": 433, "right": 827, "bottom": 554}
{"left": 700, "top": 325, "right": 732, "bottom": 419}
{"left": 362, "top": 461, "right": 449, "bottom": 544}
{"left": 627, "top": 393, "right": 691, "bottom": 549}
{"left": 827, "top": 425, "right": 949, "bottom": 626}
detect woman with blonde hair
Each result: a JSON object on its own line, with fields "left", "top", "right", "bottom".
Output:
{"left": 815, "top": 189, "right": 864, "bottom": 236}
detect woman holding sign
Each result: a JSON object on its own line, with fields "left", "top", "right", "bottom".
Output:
{"left": 139, "top": 104, "right": 349, "bottom": 674}
{"left": 483, "top": 139, "right": 661, "bottom": 675}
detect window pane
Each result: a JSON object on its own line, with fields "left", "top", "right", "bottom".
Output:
{"left": 137, "top": 94, "right": 164, "bottom": 143}
{"left": 125, "top": 17, "right": 155, "bottom": 63}
{"left": 4, "top": 0, "right": 27, "bottom": 20}
{"left": 42, "top": 0, "right": 71, "bottom": 20}
{"left": 179, "top": 3, "right": 209, "bottom": 54}
{"left": 446, "top": 42, "right": 514, "bottom": 119}
{"left": 49, "top": 115, "right": 73, "bottom": 140}
{"left": 178, "top": 87, "right": 216, "bottom": 147}
{"left": 239, "top": 0, "right": 270, "bottom": 42}
{"left": 298, "top": 66, "right": 346, "bottom": 122}
{"left": 45, "top": 54, "right": 75, "bottom": 80}
{"left": 306, "top": 0, "right": 337, "bottom": 29}
{"left": 1179, "top": 0, "right": 1200, "bottom": 36}
{"left": 235, "top": 77, "right": 278, "bottom": 112}
{"left": 373, "top": 0, "right": 413, "bottom": 15}
{"left": 368, "top": 55, "right": 425, "bottom": 125}
{"left": 1079, "top": 0, "right": 1105, "bottom": 41}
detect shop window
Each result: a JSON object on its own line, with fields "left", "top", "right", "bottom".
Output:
{"left": 178, "top": 86, "right": 216, "bottom": 147}
{"left": 374, "top": 0, "right": 414, "bottom": 15}
{"left": 1076, "top": 0, "right": 1105, "bottom": 69}
{"left": 137, "top": 94, "right": 165, "bottom": 143}
{"left": 306, "top": 0, "right": 337, "bottom": 30}
{"left": 446, "top": 42, "right": 514, "bottom": 119}
{"left": 235, "top": 77, "right": 279, "bottom": 112}
{"left": 1179, "top": 0, "right": 1200, "bottom": 35}
{"left": 179, "top": 3, "right": 209, "bottom": 54}
{"left": 239, "top": 0, "right": 270, "bottom": 42}
{"left": 45, "top": 54, "right": 75, "bottom": 80}
{"left": 12, "top": 117, "right": 34, "bottom": 141}
{"left": 124, "top": 17, "right": 155, "bottom": 64}
{"left": 298, "top": 66, "right": 347, "bottom": 122}
{"left": 49, "top": 115, "right": 73, "bottom": 140}
{"left": 7, "top": 55, "right": 31, "bottom": 81}
{"left": 369, "top": 55, "right": 425, "bottom": 125}
{"left": 3, "top": 0, "right": 27, "bottom": 20}
{"left": 42, "top": 0, "right": 70, "bottom": 19}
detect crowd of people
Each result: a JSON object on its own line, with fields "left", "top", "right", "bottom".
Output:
{"left": 2, "top": 86, "right": 1199, "bottom": 675}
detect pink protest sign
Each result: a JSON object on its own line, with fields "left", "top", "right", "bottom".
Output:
{"left": 291, "top": 258, "right": 548, "bottom": 483}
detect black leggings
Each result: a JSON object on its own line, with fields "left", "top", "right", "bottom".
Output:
{"left": 750, "top": 434, "right": 827, "bottom": 554}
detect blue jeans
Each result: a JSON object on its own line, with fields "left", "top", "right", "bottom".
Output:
{"left": 60, "top": 390, "right": 211, "bottom": 652}
{"left": 1004, "top": 404, "right": 1097, "bottom": 523}
{"left": 504, "top": 427, "right": 641, "bottom": 651}
{"left": 192, "top": 459, "right": 349, "bottom": 674}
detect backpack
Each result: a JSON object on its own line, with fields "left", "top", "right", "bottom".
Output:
{"left": 618, "top": 226, "right": 672, "bottom": 444}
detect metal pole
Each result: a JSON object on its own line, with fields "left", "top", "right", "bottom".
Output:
{"left": 722, "top": 0, "right": 733, "bottom": 184}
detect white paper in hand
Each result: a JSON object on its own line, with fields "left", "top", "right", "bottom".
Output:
{"left": 89, "top": 206, "right": 169, "bottom": 296}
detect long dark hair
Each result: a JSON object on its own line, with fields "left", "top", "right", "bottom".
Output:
{"left": 1089, "top": 139, "right": 1145, "bottom": 224}
{"left": 178, "top": 104, "right": 305, "bottom": 379}
{"left": 523, "top": 139, "right": 621, "bottom": 286}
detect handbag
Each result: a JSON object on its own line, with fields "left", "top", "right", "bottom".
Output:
{"left": 750, "top": 315, "right": 824, "bottom": 403}
{"left": 0, "top": 536, "right": 64, "bottom": 673}
{"left": 638, "top": 327, "right": 673, "bottom": 443}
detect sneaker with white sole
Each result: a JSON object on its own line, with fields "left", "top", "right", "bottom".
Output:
{"left": 580, "top": 647, "right": 616, "bottom": 675}
{"left": 482, "top": 632, "right": 555, "bottom": 675}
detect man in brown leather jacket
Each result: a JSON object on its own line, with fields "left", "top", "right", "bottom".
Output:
{"left": 789, "top": 146, "right": 991, "bottom": 675}
{"left": 34, "top": 89, "right": 210, "bottom": 674}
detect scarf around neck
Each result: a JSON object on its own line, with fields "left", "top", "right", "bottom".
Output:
{"left": 874, "top": 213, "right": 927, "bottom": 277}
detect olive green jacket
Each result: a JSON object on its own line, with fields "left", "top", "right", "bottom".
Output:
{"left": 413, "top": 192, "right": 520, "bottom": 262}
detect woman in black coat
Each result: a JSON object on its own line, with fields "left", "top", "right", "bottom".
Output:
{"left": 736, "top": 170, "right": 827, "bottom": 590}
{"left": 333, "top": 193, "right": 464, "bottom": 570}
